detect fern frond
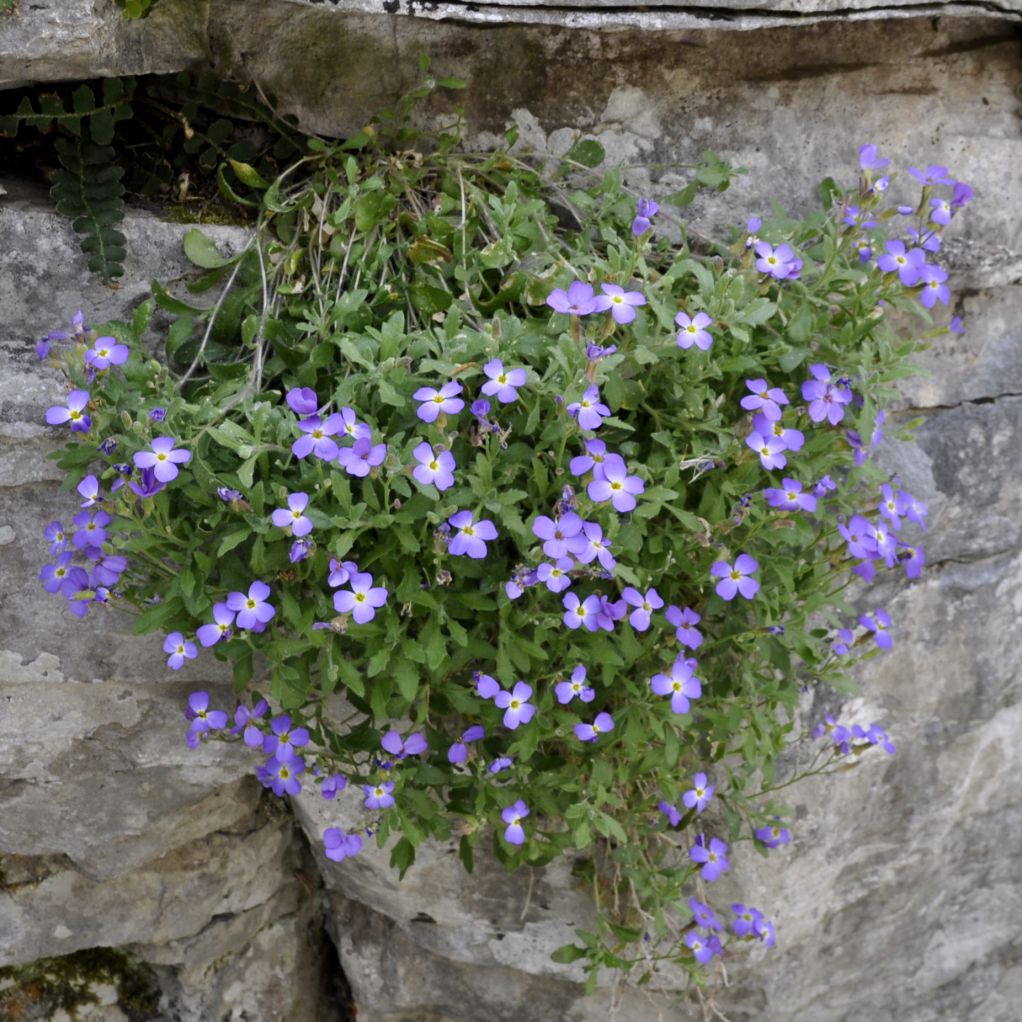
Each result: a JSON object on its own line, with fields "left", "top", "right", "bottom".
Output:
{"left": 52, "top": 136, "right": 127, "bottom": 281}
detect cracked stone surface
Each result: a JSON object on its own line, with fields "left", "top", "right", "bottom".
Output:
{"left": 1, "top": 5, "right": 1021, "bottom": 1021}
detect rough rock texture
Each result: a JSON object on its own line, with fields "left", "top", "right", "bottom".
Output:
{"left": 0, "top": 197, "right": 342, "bottom": 1021}
{"left": 0, "top": 0, "right": 210, "bottom": 89}
{"left": 1, "top": 4, "right": 1021, "bottom": 1021}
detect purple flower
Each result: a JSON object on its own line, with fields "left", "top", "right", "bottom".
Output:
{"left": 286, "top": 387, "right": 319, "bottom": 415}
{"left": 562, "top": 592, "right": 604, "bottom": 631}
{"left": 732, "top": 904, "right": 765, "bottom": 938}
{"left": 929, "top": 196, "right": 952, "bottom": 226}
{"left": 755, "top": 820, "right": 791, "bottom": 848}
{"left": 711, "top": 554, "right": 759, "bottom": 600}
{"left": 900, "top": 543, "right": 925, "bottom": 579}
{"left": 226, "top": 580, "right": 276, "bottom": 630}
{"left": 338, "top": 437, "right": 387, "bottom": 477}
{"left": 689, "top": 897, "right": 723, "bottom": 932}
{"left": 494, "top": 681, "right": 536, "bottom": 730}
{"left": 44, "top": 520, "right": 69, "bottom": 556}
{"left": 85, "top": 336, "right": 129, "bottom": 370}
{"left": 908, "top": 227, "right": 941, "bottom": 253}
{"left": 569, "top": 438, "right": 610, "bottom": 479}
{"left": 271, "top": 491, "right": 313, "bottom": 537}
{"left": 574, "top": 712, "right": 614, "bottom": 743}
{"left": 600, "top": 283, "right": 646, "bottom": 324}
{"left": 447, "top": 724, "right": 485, "bottom": 764}
{"left": 263, "top": 715, "right": 311, "bottom": 762}
{"left": 501, "top": 800, "right": 529, "bottom": 845}
{"left": 690, "top": 835, "right": 729, "bottom": 882}
{"left": 39, "top": 552, "right": 75, "bottom": 593}
{"left": 801, "top": 364, "right": 852, "bottom": 425}
{"left": 651, "top": 657, "right": 702, "bottom": 714}
{"left": 813, "top": 714, "right": 852, "bottom": 753}
{"left": 328, "top": 558, "right": 359, "bottom": 588}
{"left": 268, "top": 756, "right": 306, "bottom": 797}
{"left": 127, "top": 468, "right": 164, "bottom": 499}
{"left": 163, "top": 629, "right": 197, "bottom": 670}
{"left": 574, "top": 521, "right": 615, "bottom": 571}
{"left": 587, "top": 454, "right": 644, "bottom": 512}
{"left": 414, "top": 381, "right": 465, "bottom": 423}
{"left": 381, "top": 730, "right": 428, "bottom": 759}
{"left": 658, "top": 800, "right": 682, "bottom": 827}
{"left": 77, "top": 474, "right": 100, "bottom": 508}
{"left": 908, "top": 164, "right": 954, "bottom": 186}
{"left": 813, "top": 475, "right": 837, "bottom": 498}
{"left": 683, "top": 773, "right": 714, "bottom": 814}
{"left": 621, "top": 586, "right": 664, "bottom": 631}
{"left": 412, "top": 442, "right": 456, "bottom": 491}
{"left": 134, "top": 437, "right": 191, "bottom": 483}
{"left": 919, "top": 264, "right": 950, "bottom": 308}
{"left": 217, "top": 486, "right": 243, "bottom": 503}
{"left": 754, "top": 242, "right": 798, "bottom": 280}
{"left": 860, "top": 608, "right": 893, "bottom": 649}
{"left": 363, "top": 781, "right": 396, "bottom": 811}
{"left": 149, "top": 407, "right": 166, "bottom": 422}
{"left": 877, "top": 240, "right": 925, "bottom": 287}
{"left": 949, "top": 316, "right": 965, "bottom": 335}
{"left": 746, "top": 431, "right": 787, "bottom": 471}
{"left": 866, "top": 722, "right": 897, "bottom": 755}
{"left": 684, "top": 931, "right": 721, "bottom": 965}
{"left": 197, "top": 603, "right": 235, "bottom": 647}
{"left": 448, "top": 511, "right": 498, "bottom": 559}
{"left": 631, "top": 197, "right": 659, "bottom": 236}
{"left": 320, "top": 773, "right": 348, "bottom": 799}
{"left": 46, "top": 389, "right": 91, "bottom": 433}
{"left": 187, "top": 690, "right": 228, "bottom": 733}
{"left": 665, "top": 605, "right": 702, "bottom": 649}
{"left": 292, "top": 414, "right": 344, "bottom": 460}
{"left": 763, "top": 478, "right": 817, "bottom": 512}
{"left": 338, "top": 407, "right": 371, "bottom": 442}
{"left": 233, "top": 698, "right": 268, "bottom": 748}
{"left": 878, "top": 483, "right": 908, "bottom": 529}
{"left": 546, "top": 281, "right": 602, "bottom": 316}
{"left": 333, "top": 572, "right": 388, "bottom": 624}
{"left": 480, "top": 360, "right": 527, "bottom": 403}
{"left": 71, "top": 509, "right": 110, "bottom": 549}
{"left": 753, "top": 413, "right": 804, "bottom": 453}
{"left": 555, "top": 664, "right": 595, "bottom": 704}
{"left": 289, "top": 538, "right": 312, "bottom": 563}
{"left": 674, "top": 310, "right": 713, "bottom": 350}
{"left": 532, "top": 513, "right": 584, "bottom": 560}
{"left": 323, "top": 827, "right": 363, "bottom": 862}
{"left": 489, "top": 756, "right": 513, "bottom": 774}
{"left": 831, "top": 627, "right": 854, "bottom": 656}
{"left": 536, "top": 558, "right": 574, "bottom": 593}
{"left": 741, "top": 379, "right": 789, "bottom": 422}
{"left": 567, "top": 385, "right": 611, "bottom": 431}
{"left": 858, "top": 143, "right": 891, "bottom": 173}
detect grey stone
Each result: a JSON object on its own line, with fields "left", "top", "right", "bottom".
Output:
{"left": 0, "top": 0, "right": 210, "bottom": 89}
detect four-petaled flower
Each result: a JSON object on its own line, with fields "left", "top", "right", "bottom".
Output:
{"left": 631, "top": 198, "right": 659, "bottom": 236}
{"left": 665, "top": 605, "right": 703, "bottom": 649}
{"left": 293, "top": 414, "right": 344, "bottom": 460}
{"left": 412, "top": 442, "right": 456, "bottom": 492}
{"left": 651, "top": 657, "right": 702, "bottom": 714}
{"left": 683, "top": 773, "right": 715, "bottom": 814}
{"left": 501, "top": 799, "right": 529, "bottom": 845}
{"left": 163, "top": 632, "right": 198, "bottom": 670}
{"left": 674, "top": 311, "right": 713, "bottom": 350}
{"left": 480, "top": 360, "right": 527, "bottom": 403}
{"left": 226, "top": 580, "right": 276, "bottom": 630}
{"left": 333, "top": 572, "right": 389, "bottom": 624}
{"left": 755, "top": 820, "right": 791, "bottom": 848}
{"left": 448, "top": 511, "right": 498, "bottom": 559}
{"left": 494, "top": 681, "right": 536, "bottom": 730}
{"left": 546, "top": 281, "right": 602, "bottom": 317}
{"left": 711, "top": 554, "right": 759, "bottom": 600}
{"left": 271, "top": 491, "right": 313, "bottom": 536}
{"left": 85, "top": 336, "right": 129, "bottom": 370}
{"left": 763, "top": 478, "right": 817, "bottom": 513}
{"left": 860, "top": 608, "right": 893, "bottom": 649}
{"left": 338, "top": 437, "right": 387, "bottom": 477}
{"left": 381, "top": 730, "right": 428, "bottom": 759}
{"left": 414, "top": 381, "right": 465, "bottom": 423}
{"left": 621, "top": 586, "right": 663, "bottom": 631}
{"left": 187, "top": 691, "right": 228, "bottom": 734}
{"left": 600, "top": 283, "right": 646, "bottom": 325}
{"left": 741, "top": 379, "right": 789, "bottom": 421}
{"left": 46, "top": 390, "right": 91, "bottom": 433}
{"left": 555, "top": 664, "right": 595, "bottom": 704}
{"left": 567, "top": 385, "right": 611, "bottom": 431}
{"left": 690, "top": 835, "right": 730, "bottom": 882}
{"left": 134, "top": 437, "right": 191, "bottom": 483}
{"left": 587, "top": 454, "right": 644, "bottom": 512}
{"left": 363, "top": 781, "right": 396, "bottom": 810}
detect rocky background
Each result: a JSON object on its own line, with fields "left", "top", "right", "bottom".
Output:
{"left": 1, "top": 2, "right": 1020, "bottom": 1020}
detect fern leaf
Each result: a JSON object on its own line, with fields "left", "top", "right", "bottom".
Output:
{"left": 52, "top": 135, "right": 127, "bottom": 281}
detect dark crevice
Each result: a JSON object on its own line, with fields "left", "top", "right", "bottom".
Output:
{"left": 901, "top": 391, "right": 1022, "bottom": 414}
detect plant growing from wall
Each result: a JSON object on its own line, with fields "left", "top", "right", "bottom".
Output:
{"left": 35, "top": 68, "right": 966, "bottom": 999}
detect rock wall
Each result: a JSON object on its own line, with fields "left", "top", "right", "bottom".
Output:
{"left": 1, "top": 3, "right": 1021, "bottom": 1021}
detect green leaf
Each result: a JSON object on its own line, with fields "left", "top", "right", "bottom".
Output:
{"left": 550, "top": 944, "right": 589, "bottom": 965}
{"left": 183, "top": 228, "right": 235, "bottom": 270}
{"left": 565, "top": 139, "right": 605, "bottom": 169}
